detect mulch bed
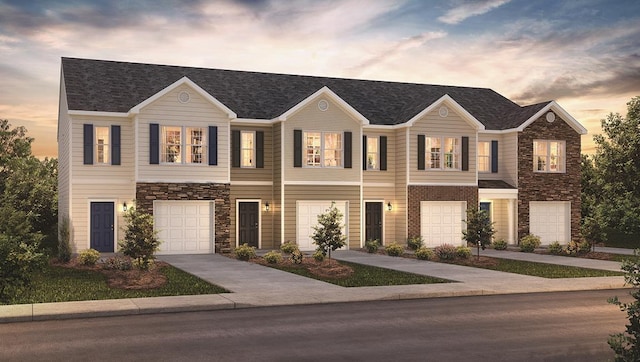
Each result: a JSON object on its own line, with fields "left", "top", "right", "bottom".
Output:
{"left": 253, "top": 257, "right": 354, "bottom": 279}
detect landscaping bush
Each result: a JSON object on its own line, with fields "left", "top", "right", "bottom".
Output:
{"left": 119, "top": 208, "right": 161, "bottom": 270}
{"left": 456, "top": 246, "right": 472, "bottom": 259}
{"left": 415, "top": 247, "right": 433, "bottom": 260}
{"left": 519, "top": 234, "right": 541, "bottom": 252}
{"left": 563, "top": 240, "right": 579, "bottom": 256}
{"left": 263, "top": 250, "right": 283, "bottom": 264}
{"left": 365, "top": 239, "right": 379, "bottom": 253}
{"left": 57, "top": 216, "right": 72, "bottom": 263}
{"left": 548, "top": 241, "right": 562, "bottom": 255}
{"left": 291, "top": 250, "right": 303, "bottom": 264}
{"left": 0, "top": 234, "right": 45, "bottom": 304}
{"left": 407, "top": 236, "right": 423, "bottom": 251}
{"left": 609, "top": 250, "right": 640, "bottom": 360}
{"left": 280, "top": 241, "right": 298, "bottom": 254}
{"left": 102, "top": 256, "right": 133, "bottom": 271}
{"left": 234, "top": 243, "right": 256, "bottom": 261}
{"left": 434, "top": 244, "right": 457, "bottom": 260}
{"left": 578, "top": 240, "right": 592, "bottom": 254}
{"left": 312, "top": 250, "right": 325, "bottom": 262}
{"left": 78, "top": 248, "right": 100, "bottom": 266}
{"left": 385, "top": 242, "right": 404, "bottom": 256}
{"left": 492, "top": 239, "right": 508, "bottom": 250}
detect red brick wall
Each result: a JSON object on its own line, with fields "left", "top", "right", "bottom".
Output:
{"left": 407, "top": 185, "right": 478, "bottom": 238}
{"left": 517, "top": 112, "right": 582, "bottom": 241}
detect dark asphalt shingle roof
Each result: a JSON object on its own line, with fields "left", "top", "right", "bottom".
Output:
{"left": 61, "top": 57, "right": 550, "bottom": 129}
{"left": 478, "top": 180, "right": 516, "bottom": 189}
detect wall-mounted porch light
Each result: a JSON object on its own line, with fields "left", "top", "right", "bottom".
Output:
{"left": 265, "top": 202, "right": 270, "bottom": 212}
{"left": 387, "top": 202, "right": 392, "bottom": 211}
{"left": 123, "top": 202, "right": 128, "bottom": 212}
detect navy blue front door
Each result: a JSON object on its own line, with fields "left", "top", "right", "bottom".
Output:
{"left": 90, "top": 202, "right": 114, "bottom": 252}
{"left": 479, "top": 202, "right": 492, "bottom": 222}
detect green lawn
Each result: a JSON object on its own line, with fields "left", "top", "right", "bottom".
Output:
{"left": 267, "top": 260, "right": 452, "bottom": 287}
{"left": 451, "top": 257, "right": 624, "bottom": 278}
{"left": 9, "top": 264, "right": 228, "bottom": 305}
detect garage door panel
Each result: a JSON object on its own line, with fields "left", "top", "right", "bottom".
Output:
{"left": 421, "top": 201, "right": 466, "bottom": 248}
{"left": 297, "top": 201, "right": 348, "bottom": 251}
{"left": 530, "top": 202, "right": 570, "bottom": 245}
{"left": 155, "top": 201, "right": 213, "bottom": 255}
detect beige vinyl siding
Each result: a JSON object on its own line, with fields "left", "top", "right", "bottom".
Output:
{"left": 284, "top": 97, "right": 361, "bottom": 182}
{"left": 136, "top": 85, "right": 230, "bottom": 183}
{"left": 284, "top": 185, "right": 361, "bottom": 249}
{"left": 273, "top": 122, "right": 283, "bottom": 244}
{"left": 489, "top": 199, "right": 509, "bottom": 241}
{"left": 58, "top": 79, "right": 71, "bottom": 221}
{"left": 363, "top": 129, "right": 396, "bottom": 184}
{"left": 71, "top": 116, "right": 135, "bottom": 182}
{"left": 363, "top": 187, "right": 397, "bottom": 245}
{"left": 410, "top": 108, "right": 477, "bottom": 184}
{"left": 69, "top": 183, "right": 135, "bottom": 252}
{"left": 502, "top": 132, "right": 518, "bottom": 187}
{"left": 230, "top": 125, "right": 274, "bottom": 182}
{"left": 477, "top": 133, "right": 503, "bottom": 181}
{"left": 394, "top": 128, "right": 408, "bottom": 242}
{"left": 230, "top": 185, "right": 275, "bottom": 249}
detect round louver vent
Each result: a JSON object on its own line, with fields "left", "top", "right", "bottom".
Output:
{"left": 439, "top": 106, "right": 449, "bottom": 118}
{"left": 318, "top": 99, "right": 329, "bottom": 111}
{"left": 178, "top": 91, "right": 190, "bottom": 103}
{"left": 546, "top": 111, "right": 556, "bottom": 122}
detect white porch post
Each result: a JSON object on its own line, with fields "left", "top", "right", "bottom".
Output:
{"left": 507, "top": 199, "right": 516, "bottom": 244}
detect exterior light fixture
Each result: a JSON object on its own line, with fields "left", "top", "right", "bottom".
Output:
{"left": 123, "top": 202, "right": 128, "bottom": 212}
{"left": 387, "top": 202, "right": 392, "bottom": 211}
{"left": 265, "top": 202, "right": 270, "bottom": 212}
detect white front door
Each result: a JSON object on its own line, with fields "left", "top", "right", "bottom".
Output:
{"left": 420, "top": 201, "right": 466, "bottom": 247}
{"left": 297, "top": 201, "right": 348, "bottom": 251}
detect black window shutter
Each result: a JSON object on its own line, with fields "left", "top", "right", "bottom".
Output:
{"left": 256, "top": 131, "right": 264, "bottom": 168}
{"left": 491, "top": 140, "right": 499, "bottom": 173}
{"left": 111, "top": 125, "right": 121, "bottom": 165}
{"left": 344, "top": 131, "right": 352, "bottom": 168}
{"left": 83, "top": 124, "right": 93, "bottom": 165}
{"left": 208, "top": 126, "right": 218, "bottom": 166}
{"left": 362, "top": 135, "right": 368, "bottom": 171}
{"left": 380, "top": 136, "right": 387, "bottom": 171}
{"left": 294, "top": 129, "right": 302, "bottom": 167}
{"left": 149, "top": 124, "right": 159, "bottom": 164}
{"left": 462, "top": 136, "right": 469, "bottom": 171}
{"left": 231, "top": 130, "right": 240, "bottom": 168}
{"left": 417, "top": 135, "right": 425, "bottom": 170}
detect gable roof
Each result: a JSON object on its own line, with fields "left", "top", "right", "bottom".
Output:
{"left": 61, "top": 57, "right": 574, "bottom": 131}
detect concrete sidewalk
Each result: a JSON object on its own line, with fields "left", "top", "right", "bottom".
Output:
{"left": 0, "top": 248, "right": 632, "bottom": 323}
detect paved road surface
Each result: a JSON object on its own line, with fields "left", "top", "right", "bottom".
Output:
{"left": 1, "top": 289, "right": 631, "bottom": 361}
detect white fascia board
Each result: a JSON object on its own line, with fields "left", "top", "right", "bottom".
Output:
{"left": 68, "top": 110, "right": 129, "bottom": 118}
{"left": 405, "top": 94, "right": 485, "bottom": 130}
{"left": 363, "top": 123, "right": 405, "bottom": 130}
{"left": 517, "top": 101, "right": 588, "bottom": 135}
{"left": 232, "top": 118, "right": 277, "bottom": 125}
{"left": 128, "top": 76, "right": 237, "bottom": 119}
{"left": 479, "top": 188, "right": 518, "bottom": 199}
{"left": 277, "top": 86, "right": 370, "bottom": 125}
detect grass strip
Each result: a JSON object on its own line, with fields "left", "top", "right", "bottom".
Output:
{"left": 268, "top": 260, "right": 452, "bottom": 287}
{"left": 460, "top": 257, "right": 624, "bottom": 278}
{"left": 10, "top": 264, "right": 228, "bottom": 305}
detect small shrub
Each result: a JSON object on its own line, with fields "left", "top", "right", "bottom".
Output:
{"left": 102, "top": 256, "right": 133, "bottom": 271}
{"left": 119, "top": 208, "right": 161, "bottom": 270}
{"left": 235, "top": 243, "right": 256, "bottom": 261}
{"left": 280, "top": 241, "right": 299, "bottom": 254}
{"left": 291, "top": 250, "right": 303, "bottom": 264}
{"left": 263, "top": 250, "right": 283, "bottom": 264}
{"left": 57, "top": 216, "right": 72, "bottom": 263}
{"left": 492, "top": 239, "right": 508, "bottom": 250}
{"left": 548, "top": 241, "right": 562, "bottom": 255}
{"left": 563, "top": 240, "right": 579, "bottom": 256}
{"left": 519, "top": 234, "right": 541, "bottom": 252}
{"left": 456, "top": 246, "right": 472, "bottom": 259}
{"left": 434, "top": 244, "right": 457, "bottom": 260}
{"left": 578, "top": 240, "right": 592, "bottom": 254}
{"left": 385, "top": 242, "right": 404, "bottom": 257}
{"left": 365, "top": 239, "right": 379, "bottom": 253}
{"left": 78, "top": 248, "right": 100, "bottom": 266}
{"left": 312, "top": 250, "right": 325, "bottom": 262}
{"left": 407, "top": 236, "right": 423, "bottom": 251}
{"left": 415, "top": 247, "right": 433, "bottom": 260}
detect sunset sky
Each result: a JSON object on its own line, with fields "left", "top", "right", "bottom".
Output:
{"left": 1, "top": 0, "right": 639, "bottom": 158}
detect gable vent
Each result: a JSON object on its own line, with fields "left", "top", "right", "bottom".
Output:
{"left": 318, "top": 99, "right": 329, "bottom": 112}
{"left": 178, "top": 91, "right": 191, "bottom": 103}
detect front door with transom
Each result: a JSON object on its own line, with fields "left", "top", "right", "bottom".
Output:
{"left": 365, "top": 202, "right": 383, "bottom": 244}
{"left": 238, "top": 202, "right": 260, "bottom": 248}
{"left": 90, "top": 202, "right": 114, "bottom": 252}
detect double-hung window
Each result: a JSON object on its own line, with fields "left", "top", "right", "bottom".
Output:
{"left": 304, "top": 131, "right": 342, "bottom": 167}
{"left": 478, "top": 141, "right": 490, "bottom": 172}
{"left": 534, "top": 140, "right": 565, "bottom": 172}
{"left": 161, "top": 126, "right": 206, "bottom": 164}
{"left": 241, "top": 131, "right": 255, "bottom": 167}
{"left": 95, "top": 126, "right": 110, "bottom": 164}
{"left": 366, "top": 137, "right": 379, "bottom": 170}
{"left": 426, "top": 136, "right": 459, "bottom": 170}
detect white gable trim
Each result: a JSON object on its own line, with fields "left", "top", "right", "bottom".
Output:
{"left": 129, "top": 76, "right": 237, "bottom": 119}
{"left": 68, "top": 110, "right": 129, "bottom": 118}
{"left": 405, "top": 94, "right": 485, "bottom": 130}
{"left": 517, "top": 101, "right": 587, "bottom": 135}
{"left": 277, "top": 86, "right": 369, "bottom": 124}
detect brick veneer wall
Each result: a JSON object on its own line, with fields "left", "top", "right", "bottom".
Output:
{"left": 136, "top": 183, "right": 231, "bottom": 253}
{"left": 407, "top": 185, "right": 478, "bottom": 238}
{"left": 517, "top": 112, "right": 581, "bottom": 241}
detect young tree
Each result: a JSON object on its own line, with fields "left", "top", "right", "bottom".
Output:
{"left": 311, "top": 202, "right": 346, "bottom": 259}
{"left": 462, "top": 207, "right": 495, "bottom": 260}
{"left": 119, "top": 208, "right": 161, "bottom": 270}
{"left": 609, "top": 250, "right": 640, "bottom": 360}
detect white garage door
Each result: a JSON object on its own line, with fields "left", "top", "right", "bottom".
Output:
{"left": 529, "top": 201, "right": 570, "bottom": 245}
{"left": 421, "top": 201, "right": 466, "bottom": 247}
{"left": 154, "top": 201, "right": 213, "bottom": 254}
{"left": 297, "top": 201, "right": 348, "bottom": 251}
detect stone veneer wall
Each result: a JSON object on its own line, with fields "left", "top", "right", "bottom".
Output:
{"left": 136, "top": 183, "right": 231, "bottom": 253}
{"left": 407, "top": 185, "right": 478, "bottom": 238}
{"left": 517, "top": 112, "right": 581, "bottom": 241}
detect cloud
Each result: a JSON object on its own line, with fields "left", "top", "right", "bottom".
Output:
{"left": 438, "top": 0, "right": 510, "bottom": 25}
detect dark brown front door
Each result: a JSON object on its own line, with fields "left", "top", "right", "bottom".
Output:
{"left": 365, "top": 202, "right": 383, "bottom": 244}
{"left": 238, "top": 202, "right": 260, "bottom": 248}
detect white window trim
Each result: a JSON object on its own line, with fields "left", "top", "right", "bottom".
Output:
{"left": 366, "top": 136, "right": 379, "bottom": 171}
{"left": 533, "top": 139, "right": 566, "bottom": 173}
{"left": 95, "top": 126, "right": 110, "bottom": 165}
{"left": 478, "top": 141, "right": 490, "bottom": 173}
{"left": 160, "top": 125, "right": 207, "bottom": 165}
{"left": 425, "top": 136, "right": 460, "bottom": 171}
{"left": 303, "top": 130, "right": 343, "bottom": 168}
{"left": 240, "top": 130, "right": 256, "bottom": 168}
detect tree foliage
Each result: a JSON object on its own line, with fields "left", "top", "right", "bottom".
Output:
{"left": 609, "top": 250, "right": 640, "bottom": 361}
{"left": 119, "top": 207, "right": 161, "bottom": 270}
{"left": 462, "top": 207, "right": 495, "bottom": 260}
{"left": 311, "top": 202, "right": 346, "bottom": 259}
